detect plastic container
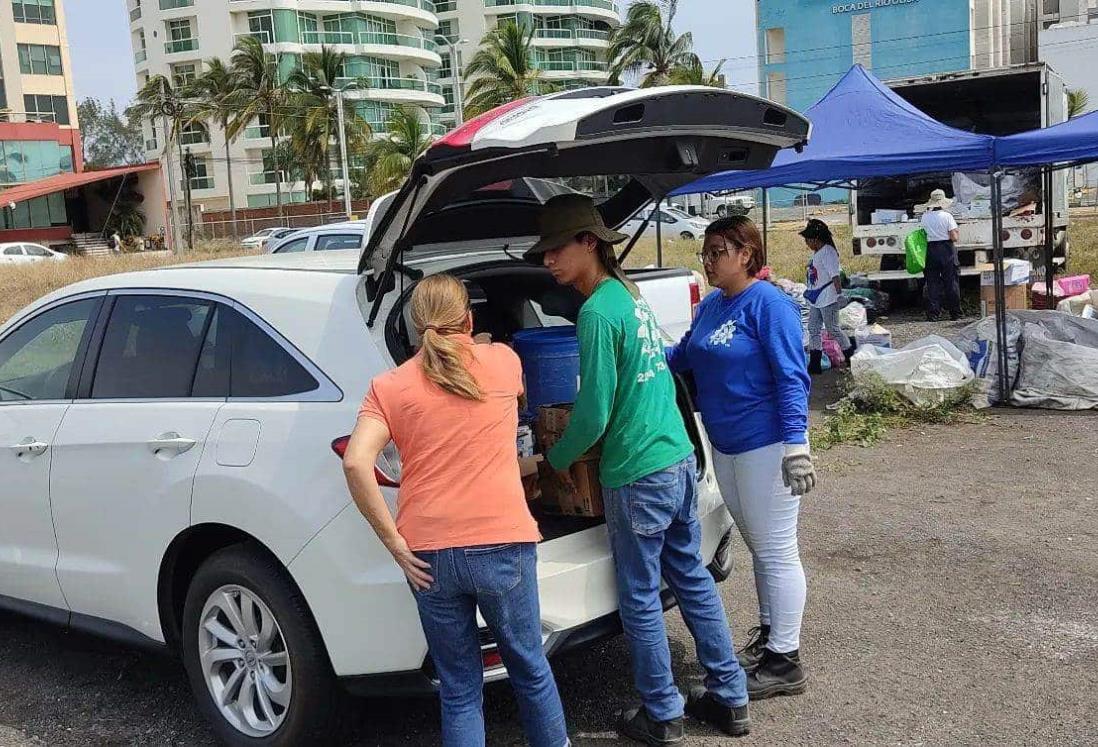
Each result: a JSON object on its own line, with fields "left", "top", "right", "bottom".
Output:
{"left": 512, "top": 327, "right": 580, "bottom": 419}
{"left": 1057, "top": 274, "right": 1091, "bottom": 297}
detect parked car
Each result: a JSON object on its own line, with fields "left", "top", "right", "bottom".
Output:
{"left": 0, "top": 85, "right": 808, "bottom": 746}
{"left": 268, "top": 222, "right": 367, "bottom": 254}
{"left": 1, "top": 242, "right": 68, "bottom": 264}
{"left": 240, "top": 228, "right": 298, "bottom": 251}
{"left": 620, "top": 204, "right": 712, "bottom": 241}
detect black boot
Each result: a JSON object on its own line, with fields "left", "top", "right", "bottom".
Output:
{"left": 686, "top": 686, "right": 751, "bottom": 737}
{"left": 746, "top": 648, "right": 808, "bottom": 700}
{"left": 616, "top": 706, "right": 684, "bottom": 745}
{"left": 735, "top": 624, "right": 770, "bottom": 670}
{"left": 808, "top": 350, "right": 824, "bottom": 375}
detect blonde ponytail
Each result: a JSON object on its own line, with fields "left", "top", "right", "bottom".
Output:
{"left": 411, "top": 274, "right": 485, "bottom": 402}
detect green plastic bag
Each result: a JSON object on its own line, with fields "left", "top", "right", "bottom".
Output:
{"left": 904, "top": 228, "right": 928, "bottom": 275}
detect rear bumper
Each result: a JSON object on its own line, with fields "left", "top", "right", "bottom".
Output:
{"left": 340, "top": 527, "right": 736, "bottom": 698}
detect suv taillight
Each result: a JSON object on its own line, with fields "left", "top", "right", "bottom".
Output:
{"left": 689, "top": 277, "right": 702, "bottom": 318}
{"left": 331, "top": 436, "right": 401, "bottom": 488}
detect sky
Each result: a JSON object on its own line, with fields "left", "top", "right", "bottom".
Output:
{"left": 64, "top": 0, "right": 760, "bottom": 108}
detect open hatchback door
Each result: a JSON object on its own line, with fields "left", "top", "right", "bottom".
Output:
{"left": 360, "top": 85, "right": 811, "bottom": 322}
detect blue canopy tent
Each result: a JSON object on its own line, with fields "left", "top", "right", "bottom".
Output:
{"left": 996, "top": 108, "right": 1098, "bottom": 169}
{"left": 671, "top": 65, "right": 996, "bottom": 195}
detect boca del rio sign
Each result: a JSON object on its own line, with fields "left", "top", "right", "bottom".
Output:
{"left": 832, "top": 0, "right": 919, "bottom": 13}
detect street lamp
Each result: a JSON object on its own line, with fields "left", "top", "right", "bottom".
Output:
{"left": 319, "top": 81, "right": 362, "bottom": 221}
{"left": 435, "top": 36, "right": 470, "bottom": 126}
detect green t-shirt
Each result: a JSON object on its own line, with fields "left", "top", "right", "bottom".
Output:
{"left": 547, "top": 278, "right": 694, "bottom": 489}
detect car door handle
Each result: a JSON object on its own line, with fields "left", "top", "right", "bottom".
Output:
{"left": 8, "top": 439, "right": 49, "bottom": 458}
{"left": 148, "top": 433, "right": 197, "bottom": 456}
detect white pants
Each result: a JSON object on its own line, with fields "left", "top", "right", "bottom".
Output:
{"left": 808, "top": 302, "right": 850, "bottom": 351}
{"left": 713, "top": 444, "right": 806, "bottom": 654}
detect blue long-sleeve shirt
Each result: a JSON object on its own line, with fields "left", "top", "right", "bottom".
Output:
{"left": 666, "top": 281, "right": 810, "bottom": 455}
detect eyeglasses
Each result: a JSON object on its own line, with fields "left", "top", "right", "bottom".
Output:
{"left": 696, "top": 237, "right": 738, "bottom": 265}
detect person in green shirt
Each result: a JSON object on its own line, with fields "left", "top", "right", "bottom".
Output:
{"left": 526, "top": 195, "right": 751, "bottom": 744}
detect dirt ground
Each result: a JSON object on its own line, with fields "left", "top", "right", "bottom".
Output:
{"left": 1, "top": 319, "right": 1097, "bottom": 746}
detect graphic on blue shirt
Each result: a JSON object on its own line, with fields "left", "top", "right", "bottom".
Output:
{"left": 666, "top": 282, "right": 810, "bottom": 455}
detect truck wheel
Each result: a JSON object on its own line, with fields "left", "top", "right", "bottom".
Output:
{"left": 680, "top": 231, "right": 695, "bottom": 240}
{"left": 181, "top": 544, "right": 342, "bottom": 747}
{"left": 715, "top": 205, "right": 727, "bottom": 217}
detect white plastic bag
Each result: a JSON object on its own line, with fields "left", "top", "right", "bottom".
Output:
{"left": 838, "top": 302, "right": 867, "bottom": 333}
{"left": 851, "top": 335, "right": 974, "bottom": 407}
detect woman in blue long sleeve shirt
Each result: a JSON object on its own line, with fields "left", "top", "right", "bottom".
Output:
{"left": 667, "top": 216, "right": 815, "bottom": 701}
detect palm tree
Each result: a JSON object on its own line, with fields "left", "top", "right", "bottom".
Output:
{"left": 228, "top": 36, "right": 289, "bottom": 218}
{"left": 129, "top": 74, "right": 190, "bottom": 249}
{"left": 1068, "top": 88, "right": 1090, "bottom": 119}
{"left": 186, "top": 58, "right": 241, "bottom": 224}
{"left": 607, "top": 1, "right": 694, "bottom": 87}
{"left": 363, "top": 107, "right": 434, "bottom": 195}
{"left": 463, "top": 22, "right": 547, "bottom": 118}
{"left": 668, "top": 55, "right": 726, "bottom": 88}
{"left": 286, "top": 46, "right": 371, "bottom": 211}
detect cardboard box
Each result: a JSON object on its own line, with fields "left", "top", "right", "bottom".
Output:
{"left": 538, "top": 456, "right": 604, "bottom": 517}
{"left": 980, "top": 258, "right": 1032, "bottom": 287}
{"left": 534, "top": 405, "right": 604, "bottom": 517}
{"left": 520, "top": 456, "right": 542, "bottom": 503}
{"left": 981, "top": 283, "right": 1028, "bottom": 316}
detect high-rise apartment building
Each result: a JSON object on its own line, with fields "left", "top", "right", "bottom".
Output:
{"left": 434, "top": 0, "right": 620, "bottom": 128}
{"left": 127, "top": 0, "right": 446, "bottom": 211}
{"left": 0, "top": 0, "right": 81, "bottom": 230}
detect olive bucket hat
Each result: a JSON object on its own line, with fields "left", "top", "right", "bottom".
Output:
{"left": 522, "top": 193, "right": 629, "bottom": 263}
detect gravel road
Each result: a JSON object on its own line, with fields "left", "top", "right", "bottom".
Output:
{"left": 2, "top": 403, "right": 1096, "bottom": 746}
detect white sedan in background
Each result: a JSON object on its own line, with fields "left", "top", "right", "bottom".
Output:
{"left": 621, "top": 205, "right": 712, "bottom": 241}
{"left": 240, "top": 228, "right": 298, "bottom": 251}
{"left": 0, "top": 242, "right": 69, "bottom": 264}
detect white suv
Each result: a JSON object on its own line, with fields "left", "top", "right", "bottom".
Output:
{"left": 0, "top": 86, "right": 808, "bottom": 746}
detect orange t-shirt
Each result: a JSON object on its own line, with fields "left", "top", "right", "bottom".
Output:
{"left": 358, "top": 336, "right": 541, "bottom": 551}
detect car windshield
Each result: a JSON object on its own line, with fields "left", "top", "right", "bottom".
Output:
{"left": 667, "top": 208, "right": 695, "bottom": 220}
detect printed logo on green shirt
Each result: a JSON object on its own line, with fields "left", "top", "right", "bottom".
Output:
{"left": 634, "top": 298, "right": 668, "bottom": 385}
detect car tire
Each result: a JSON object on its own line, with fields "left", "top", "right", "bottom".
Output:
{"left": 680, "top": 231, "right": 695, "bottom": 240}
{"left": 181, "top": 543, "right": 343, "bottom": 747}
{"left": 715, "top": 205, "right": 727, "bottom": 217}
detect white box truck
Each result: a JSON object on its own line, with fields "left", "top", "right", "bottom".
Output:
{"left": 851, "top": 63, "right": 1069, "bottom": 283}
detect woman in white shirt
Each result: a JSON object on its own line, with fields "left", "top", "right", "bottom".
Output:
{"left": 920, "top": 189, "right": 962, "bottom": 321}
{"left": 801, "top": 219, "right": 853, "bottom": 375}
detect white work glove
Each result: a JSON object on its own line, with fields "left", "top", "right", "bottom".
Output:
{"left": 781, "top": 443, "right": 817, "bottom": 496}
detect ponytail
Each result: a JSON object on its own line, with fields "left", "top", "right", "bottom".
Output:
{"left": 410, "top": 275, "right": 485, "bottom": 402}
{"left": 591, "top": 235, "right": 641, "bottom": 300}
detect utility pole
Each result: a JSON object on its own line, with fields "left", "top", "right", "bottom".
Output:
{"left": 437, "top": 37, "right": 470, "bottom": 126}
{"left": 183, "top": 147, "right": 196, "bottom": 251}
{"left": 162, "top": 115, "right": 184, "bottom": 255}
{"left": 335, "top": 88, "right": 353, "bottom": 221}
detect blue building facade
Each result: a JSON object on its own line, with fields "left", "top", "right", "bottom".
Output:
{"left": 755, "top": 0, "right": 976, "bottom": 203}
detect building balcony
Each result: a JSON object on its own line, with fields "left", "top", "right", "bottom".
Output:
{"left": 536, "top": 59, "right": 608, "bottom": 73}
{"left": 336, "top": 76, "right": 446, "bottom": 106}
{"left": 164, "top": 38, "right": 199, "bottom": 55}
{"left": 160, "top": 0, "right": 194, "bottom": 8}
{"left": 483, "top": 0, "right": 620, "bottom": 21}
{"left": 129, "top": 5, "right": 142, "bottom": 22}
{"left": 533, "top": 28, "right": 611, "bottom": 47}
{"left": 134, "top": 49, "right": 148, "bottom": 64}
{"left": 227, "top": 0, "right": 437, "bottom": 25}
{"left": 435, "top": 0, "right": 457, "bottom": 11}
{"left": 258, "top": 30, "right": 442, "bottom": 67}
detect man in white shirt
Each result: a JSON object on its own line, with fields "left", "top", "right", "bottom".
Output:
{"left": 920, "top": 189, "right": 962, "bottom": 321}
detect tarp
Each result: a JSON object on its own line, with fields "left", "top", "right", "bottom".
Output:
{"left": 671, "top": 65, "right": 996, "bottom": 195}
{"left": 995, "top": 108, "right": 1098, "bottom": 168}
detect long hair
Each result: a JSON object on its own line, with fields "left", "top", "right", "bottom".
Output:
{"left": 410, "top": 274, "right": 484, "bottom": 401}
{"left": 586, "top": 234, "right": 641, "bottom": 299}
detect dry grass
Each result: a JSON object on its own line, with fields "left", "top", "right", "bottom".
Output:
{"left": 0, "top": 242, "right": 252, "bottom": 325}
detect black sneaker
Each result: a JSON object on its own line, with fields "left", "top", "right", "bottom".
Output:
{"left": 746, "top": 648, "right": 808, "bottom": 700}
{"left": 616, "top": 706, "right": 684, "bottom": 745}
{"left": 685, "top": 686, "right": 751, "bottom": 737}
{"left": 736, "top": 625, "right": 770, "bottom": 670}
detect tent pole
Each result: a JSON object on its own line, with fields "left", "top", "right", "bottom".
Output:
{"left": 761, "top": 188, "right": 769, "bottom": 265}
{"left": 990, "top": 172, "right": 1010, "bottom": 405}
{"left": 656, "top": 196, "right": 663, "bottom": 268}
{"left": 1043, "top": 167, "right": 1055, "bottom": 303}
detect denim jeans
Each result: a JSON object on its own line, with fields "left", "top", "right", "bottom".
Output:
{"left": 412, "top": 542, "right": 568, "bottom": 747}
{"left": 603, "top": 455, "right": 748, "bottom": 721}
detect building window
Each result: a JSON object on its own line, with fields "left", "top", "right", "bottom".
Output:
{"left": 17, "top": 44, "right": 63, "bottom": 75}
{"left": 767, "top": 72, "right": 787, "bottom": 106}
{"left": 23, "top": 94, "right": 70, "bottom": 125}
{"left": 0, "top": 140, "right": 74, "bottom": 184}
{"left": 851, "top": 14, "right": 872, "bottom": 69}
{"left": 184, "top": 157, "right": 213, "bottom": 191}
{"left": 765, "top": 28, "right": 785, "bottom": 64}
{"left": 437, "top": 19, "right": 458, "bottom": 41}
{"left": 165, "top": 18, "right": 198, "bottom": 54}
{"left": 247, "top": 11, "right": 275, "bottom": 44}
{"left": 244, "top": 114, "right": 271, "bottom": 140}
{"left": 159, "top": 0, "right": 193, "bottom": 8}
{"left": 0, "top": 193, "right": 68, "bottom": 229}
{"left": 171, "top": 62, "right": 198, "bottom": 87}
{"left": 439, "top": 52, "right": 452, "bottom": 78}
{"left": 179, "top": 121, "right": 208, "bottom": 145}
{"left": 12, "top": 0, "right": 56, "bottom": 25}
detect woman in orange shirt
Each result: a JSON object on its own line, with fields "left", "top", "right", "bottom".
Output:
{"left": 343, "top": 274, "right": 568, "bottom": 747}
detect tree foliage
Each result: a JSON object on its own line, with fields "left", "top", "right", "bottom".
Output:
{"left": 80, "top": 98, "right": 144, "bottom": 169}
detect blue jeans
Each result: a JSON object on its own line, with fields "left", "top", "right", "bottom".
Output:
{"left": 412, "top": 543, "right": 568, "bottom": 747}
{"left": 603, "top": 455, "right": 748, "bottom": 721}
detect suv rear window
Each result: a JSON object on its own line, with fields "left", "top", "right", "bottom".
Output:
{"left": 193, "top": 305, "right": 319, "bottom": 398}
